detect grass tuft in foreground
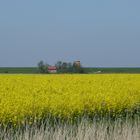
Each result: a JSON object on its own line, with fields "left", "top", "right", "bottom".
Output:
{"left": 0, "top": 116, "right": 140, "bottom": 140}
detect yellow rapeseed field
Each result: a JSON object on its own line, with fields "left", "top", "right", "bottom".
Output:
{"left": 0, "top": 74, "right": 140, "bottom": 125}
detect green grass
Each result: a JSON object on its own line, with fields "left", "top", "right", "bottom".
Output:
{"left": 84, "top": 67, "right": 140, "bottom": 73}
{"left": 0, "top": 67, "right": 140, "bottom": 74}
{"left": 0, "top": 67, "right": 39, "bottom": 74}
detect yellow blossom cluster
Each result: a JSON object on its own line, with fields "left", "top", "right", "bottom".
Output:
{"left": 0, "top": 74, "right": 140, "bottom": 125}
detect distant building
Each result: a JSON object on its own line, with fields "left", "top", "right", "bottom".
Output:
{"left": 73, "top": 61, "right": 81, "bottom": 67}
{"left": 48, "top": 66, "right": 57, "bottom": 73}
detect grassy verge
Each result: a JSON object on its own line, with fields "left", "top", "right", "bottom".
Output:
{"left": 0, "top": 115, "right": 139, "bottom": 140}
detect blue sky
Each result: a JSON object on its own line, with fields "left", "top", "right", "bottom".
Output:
{"left": 0, "top": 0, "right": 140, "bottom": 67}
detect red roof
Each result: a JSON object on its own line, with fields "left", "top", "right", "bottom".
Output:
{"left": 48, "top": 66, "right": 57, "bottom": 70}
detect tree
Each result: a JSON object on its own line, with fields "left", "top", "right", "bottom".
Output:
{"left": 55, "top": 61, "right": 85, "bottom": 73}
{"left": 62, "top": 62, "right": 68, "bottom": 69}
{"left": 55, "top": 61, "right": 63, "bottom": 70}
{"left": 37, "top": 60, "right": 48, "bottom": 73}
{"left": 67, "top": 62, "right": 73, "bottom": 69}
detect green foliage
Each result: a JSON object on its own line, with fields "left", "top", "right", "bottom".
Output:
{"left": 55, "top": 61, "right": 85, "bottom": 73}
{"left": 37, "top": 61, "right": 48, "bottom": 74}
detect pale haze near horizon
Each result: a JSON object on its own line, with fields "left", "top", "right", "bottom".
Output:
{"left": 0, "top": 0, "right": 140, "bottom": 67}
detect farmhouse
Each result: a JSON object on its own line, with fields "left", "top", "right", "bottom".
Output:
{"left": 48, "top": 66, "right": 57, "bottom": 73}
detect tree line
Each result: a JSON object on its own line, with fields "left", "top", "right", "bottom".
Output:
{"left": 37, "top": 60, "right": 85, "bottom": 74}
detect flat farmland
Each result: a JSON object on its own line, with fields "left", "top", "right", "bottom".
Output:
{"left": 0, "top": 74, "right": 140, "bottom": 140}
{"left": 1, "top": 67, "right": 140, "bottom": 74}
